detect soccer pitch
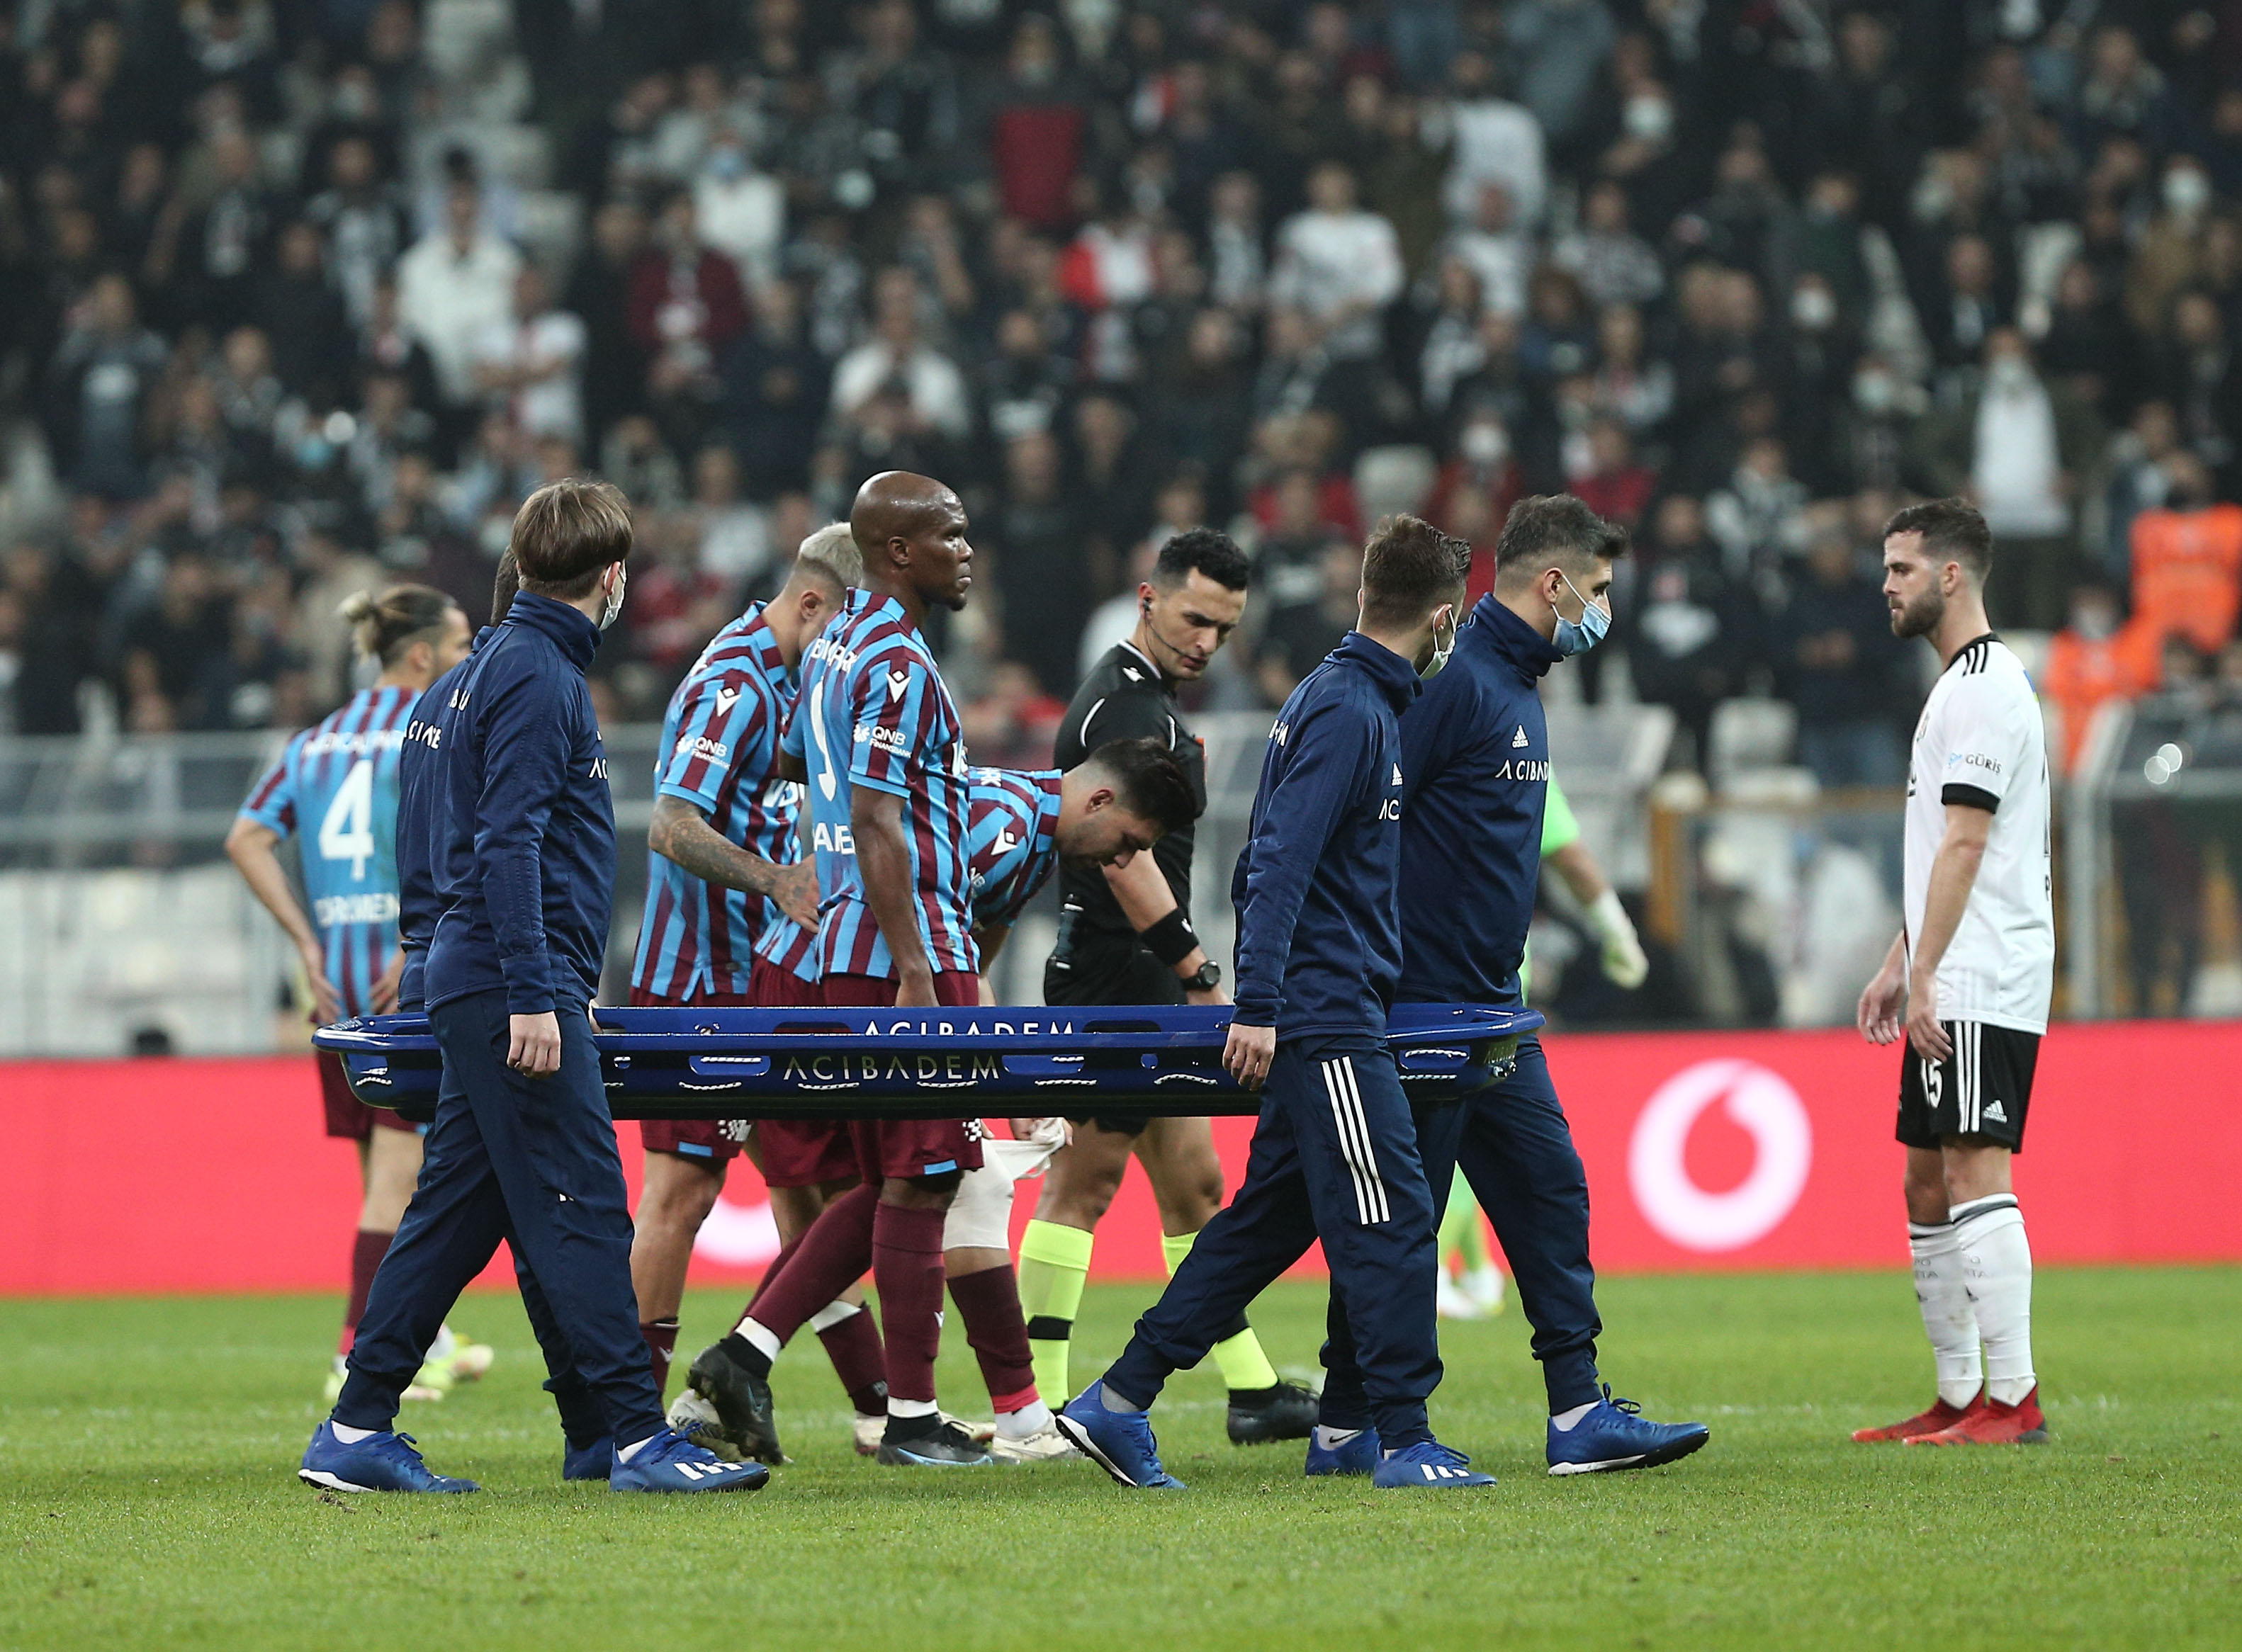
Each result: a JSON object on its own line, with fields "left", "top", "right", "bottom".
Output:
{"left": 3, "top": 1270, "right": 2236, "bottom": 1651}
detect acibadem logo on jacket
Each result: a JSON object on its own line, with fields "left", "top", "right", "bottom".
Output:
{"left": 1493, "top": 759, "right": 1550, "bottom": 782}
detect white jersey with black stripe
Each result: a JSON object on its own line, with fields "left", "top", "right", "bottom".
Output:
{"left": 1903, "top": 634, "right": 2054, "bottom": 1034}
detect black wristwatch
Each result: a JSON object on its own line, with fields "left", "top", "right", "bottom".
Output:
{"left": 1182, "top": 961, "right": 1222, "bottom": 992}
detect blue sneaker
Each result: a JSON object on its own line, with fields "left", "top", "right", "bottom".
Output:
{"left": 1054, "top": 1381, "right": 1187, "bottom": 1490}
{"left": 1546, "top": 1386, "right": 1711, "bottom": 1476}
{"left": 562, "top": 1436, "right": 613, "bottom": 1482}
{"left": 298, "top": 1421, "right": 478, "bottom": 1493}
{"left": 1371, "top": 1439, "right": 1497, "bottom": 1490}
{"left": 1304, "top": 1426, "right": 1381, "bottom": 1477}
{"left": 608, "top": 1427, "right": 771, "bottom": 1493}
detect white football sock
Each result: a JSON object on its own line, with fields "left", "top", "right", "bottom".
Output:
{"left": 996, "top": 1400, "right": 1053, "bottom": 1440}
{"left": 1314, "top": 1425, "right": 1363, "bottom": 1450}
{"left": 329, "top": 1422, "right": 378, "bottom": 1444}
{"left": 614, "top": 1434, "right": 660, "bottom": 1463}
{"left": 886, "top": 1397, "right": 938, "bottom": 1420}
{"left": 1549, "top": 1401, "right": 1596, "bottom": 1432}
{"left": 1951, "top": 1195, "right": 2034, "bottom": 1405}
{"left": 808, "top": 1300, "right": 861, "bottom": 1333}
{"left": 1909, "top": 1218, "right": 1983, "bottom": 1409}
{"left": 736, "top": 1318, "right": 783, "bottom": 1361}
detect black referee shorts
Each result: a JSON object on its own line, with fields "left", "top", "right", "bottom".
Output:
{"left": 1895, "top": 1020, "right": 2039, "bottom": 1153}
{"left": 1044, "top": 931, "right": 1183, "bottom": 1137}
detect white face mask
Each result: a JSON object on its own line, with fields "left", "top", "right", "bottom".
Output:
{"left": 599, "top": 562, "right": 627, "bottom": 630}
{"left": 1420, "top": 606, "right": 1458, "bottom": 679}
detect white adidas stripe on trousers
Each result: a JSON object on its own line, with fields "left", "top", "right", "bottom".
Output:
{"left": 1319, "top": 1055, "right": 1391, "bottom": 1226}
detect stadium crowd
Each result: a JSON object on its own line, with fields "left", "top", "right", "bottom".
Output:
{"left": 4, "top": 0, "right": 2242, "bottom": 790}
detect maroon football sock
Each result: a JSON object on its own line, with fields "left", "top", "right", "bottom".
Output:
{"left": 816, "top": 1304, "right": 889, "bottom": 1415}
{"left": 872, "top": 1202, "right": 950, "bottom": 1406}
{"left": 340, "top": 1228, "right": 393, "bottom": 1356}
{"left": 746, "top": 1183, "right": 879, "bottom": 1343}
{"left": 947, "top": 1264, "right": 1039, "bottom": 1415}
{"left": 641, "top": 1317, "right": 680, "bottom": 1397}
{"left": 743, "top": 1229, "right": 808, "bottom": 1319}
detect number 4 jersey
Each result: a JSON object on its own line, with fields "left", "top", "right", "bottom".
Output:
{"left": 1903, "top": 633, "right": 2055, "bottom": 1034}
{"left": 237, "top": 684, "right": 417, "bottom": 1016}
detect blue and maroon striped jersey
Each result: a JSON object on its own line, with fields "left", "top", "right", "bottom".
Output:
{"left": 237, "top": 685, "right": 417, "bottom": 1017}
{"left": 631, "top": 604, "right": 802, "bottom": 1000}
{"left": 784, "top": 589, "right": 976, "bottom": 980}
{"left": 966, "top": 767, "right": 1063, "bottom": 930}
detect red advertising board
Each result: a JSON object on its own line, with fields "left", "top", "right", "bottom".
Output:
{"left": 1, "top": 1021, "right": 2236, "bottom": 1296}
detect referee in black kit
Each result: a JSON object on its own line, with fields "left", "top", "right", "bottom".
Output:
{"left": 1015, "top": 529, "right": 1318, "bottom": 1444}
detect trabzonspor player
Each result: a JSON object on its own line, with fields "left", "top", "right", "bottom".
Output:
{"left": 227, "top": 584, "right": 488, "bottom": 1405}
{"left": 624, "top": 524, "right": 860, "bottom": 1401}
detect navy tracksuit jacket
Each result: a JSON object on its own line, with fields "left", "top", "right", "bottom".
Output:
{"left": 338, "top": 593, "right": 664, "bottom": 1445}
{"left": 1320, "top": 593, "right": 1607, "bottom": 1425}
{"left": 1107, "top": 633, "right": 1444, "bottom": 1447}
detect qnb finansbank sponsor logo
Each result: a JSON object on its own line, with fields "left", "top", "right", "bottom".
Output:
{"left": 314, "top": 891, "right": 402, "bottom": 927}
{"left": 1626, "top": 1058, "right": 1812, "bottom": 1252}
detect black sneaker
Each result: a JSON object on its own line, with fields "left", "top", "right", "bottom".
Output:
{"left": 686, "top": 1340, "right": 785, "bottom": 1466}
{"left": 875, "top": 1418, "right": 996, "bottom": 1467}
{"left": 1226, "top": 1380, "right": 1319, "bottom": 1445}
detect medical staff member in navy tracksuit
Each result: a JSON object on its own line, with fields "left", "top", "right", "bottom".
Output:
{"left": 1318, "top": 494, "right": 1710, "bottom": 1478}
{"left": 1059, "top": 517, "right": 1497, "bottom": 1492}
{"left": 302, "top": 481, "right": 766, "bottom": 1497}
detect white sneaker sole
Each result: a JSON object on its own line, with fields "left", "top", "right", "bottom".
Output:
{"left": 1054, "top": 1414, "right": 1141, "bottom": 1486}
{"left": 988, "top": 1430, "right": 1083, "bottom": 1463}
{"left": 298, "top": 1469, "right": 378, "bottom": 1493}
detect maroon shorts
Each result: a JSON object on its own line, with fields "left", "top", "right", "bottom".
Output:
{"left": 631, "top": 981, "right": 753, "bottom": 1166}
{"left": 749, "top": 958, "right": 861, "bottom": 1187}
{"left": 320, "top": 1051, "right": 421, "bottom": 1141}
{"left": 821, "top": 971, "right": 986, "bottom": 1182}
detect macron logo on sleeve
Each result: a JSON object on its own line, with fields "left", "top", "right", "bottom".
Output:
{"left": 715, "top": 686, "right": 740, "bottom": 714}
{"left": 887, "top": 668, "right": 911, "bottom": 703}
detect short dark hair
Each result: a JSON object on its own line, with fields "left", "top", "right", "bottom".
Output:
{"left": 1083, "top": 737, "right": 1200, "bottom": 837}
{"left": 1493, "top": 494, "right": 1630, "bottom": 577}
{"left": 490, "top": 550, "right": 519, "bottom": 626}
{"left": 1361, "top": 514, "right": 1470, "bottom": 630}
{"left": 511, "top": 479, "right": 633, "bottom": 598}
{"left": 1883, "top": 497, "right": 1993, "bottom": 581}
{"left": 1153, "top": 528, "right": 1250, "bottom": 592}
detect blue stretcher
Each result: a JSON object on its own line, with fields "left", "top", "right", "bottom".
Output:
{"left": 310, "top": 1004, "right": 1544, "bottom": 1124}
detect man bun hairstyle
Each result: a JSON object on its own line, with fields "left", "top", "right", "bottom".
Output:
{"left": 510, "top": 477, "right": 633, "bottom": 599}
{"left": 1360, "top": 514, "right": 1470, "bottom": 630}
{"left": 794, "top": 521, "right": 864, "bottom": 594}
{"left": 1883, "top": 497, "right": 1994, "bottom": 581}
{"left": 1154, "top": 527, "right": 1251, "bottom": 592}
{"left": 337, "top": 583, "right": 458, "bottom": 665}
{"left": 1493, "top": 494, "right": 1630, "bottom": 577}
{"left": 1085, "top": 736, "right": 1200, "bottom": 837}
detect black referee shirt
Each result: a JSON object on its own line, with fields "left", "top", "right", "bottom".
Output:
{"left": 1052, "top": 639, "right": 1207, "bottom": 944}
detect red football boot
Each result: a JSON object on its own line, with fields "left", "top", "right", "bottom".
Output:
{"left": 1852, "top": 1393, "right": 1983, "bottom": 1442}
{"left": 1906, "top": 1386, "right": 2049, "bottom": 1446}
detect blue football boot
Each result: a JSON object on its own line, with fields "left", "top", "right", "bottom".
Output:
{"left": 609, "top": 1428, "right": 772, "bottom": 1493}
{"left": 1054, "top": 1381, "right": 1188, "bottom": 1490}
{"left": 561, "top": 1436, "right": 614, "bottom": 1482}
{"left": 299, "top": 1421, "right": 478, "bottom": 1493}
{"left": 1370, "top": 1439, "right": 1497, "bottom": 1490}
{"left": 1304, "top": 1426, "right": 1381, "bottom": 1477}
{"left": 1546, "top": 1386, "right": 1711, "bottom": 1476}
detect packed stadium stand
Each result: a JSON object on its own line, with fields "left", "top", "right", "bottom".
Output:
{"left": 3, "top": 0, "right": 2241, "bottom": 1043}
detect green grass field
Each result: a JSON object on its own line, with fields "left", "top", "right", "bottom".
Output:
{"left": 3, "top": 1269, "right": 2237, "bottom": 1651}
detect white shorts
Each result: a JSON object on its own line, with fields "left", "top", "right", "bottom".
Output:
{"left": 942, "top": 1127, "right": 1064, "bottom": 1251}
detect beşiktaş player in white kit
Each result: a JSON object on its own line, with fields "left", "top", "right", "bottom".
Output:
{"left": 1855, "top": 499, "right": 2054, "bottom": 1448}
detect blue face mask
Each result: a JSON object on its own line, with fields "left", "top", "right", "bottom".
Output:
{"left": 1551, "top": 571, "right": 1610, "bottom": 657}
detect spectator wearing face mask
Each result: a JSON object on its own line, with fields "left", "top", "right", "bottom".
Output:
{"left": 2043, "top": 583, "right": 2161, "bottom": 774}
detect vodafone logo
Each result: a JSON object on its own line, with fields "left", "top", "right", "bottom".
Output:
{"left": 691, "top": 1192, "right": 781, "bottom": 1267}
{"left": 1628, "top": 1060, "right": 1812, "bottom": 1252}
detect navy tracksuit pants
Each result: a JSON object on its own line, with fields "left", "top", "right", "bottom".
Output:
{"left": 1105, "top": 1035, "right": 1441, "bottom": 1448}
{"left": 334, "top": 989, "right": 665, "bottom": 1445}
{"left": 1318, "top": 1036, "right": 1604, "bottom": 1424}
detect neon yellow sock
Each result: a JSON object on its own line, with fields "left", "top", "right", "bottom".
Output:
{"left": 1018, "top": 1219, "right": 1093, "bottom": 1403}
{"left": 1164, "top": 1228, "right": 1280, "bottom": 1391}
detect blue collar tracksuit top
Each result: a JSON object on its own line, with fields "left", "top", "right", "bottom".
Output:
{"left": 1229, "top": 628, "right": 1423, "bottom": 1038}
{"left": 423, "top": 593, "right": 615, "bottom": 1014}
